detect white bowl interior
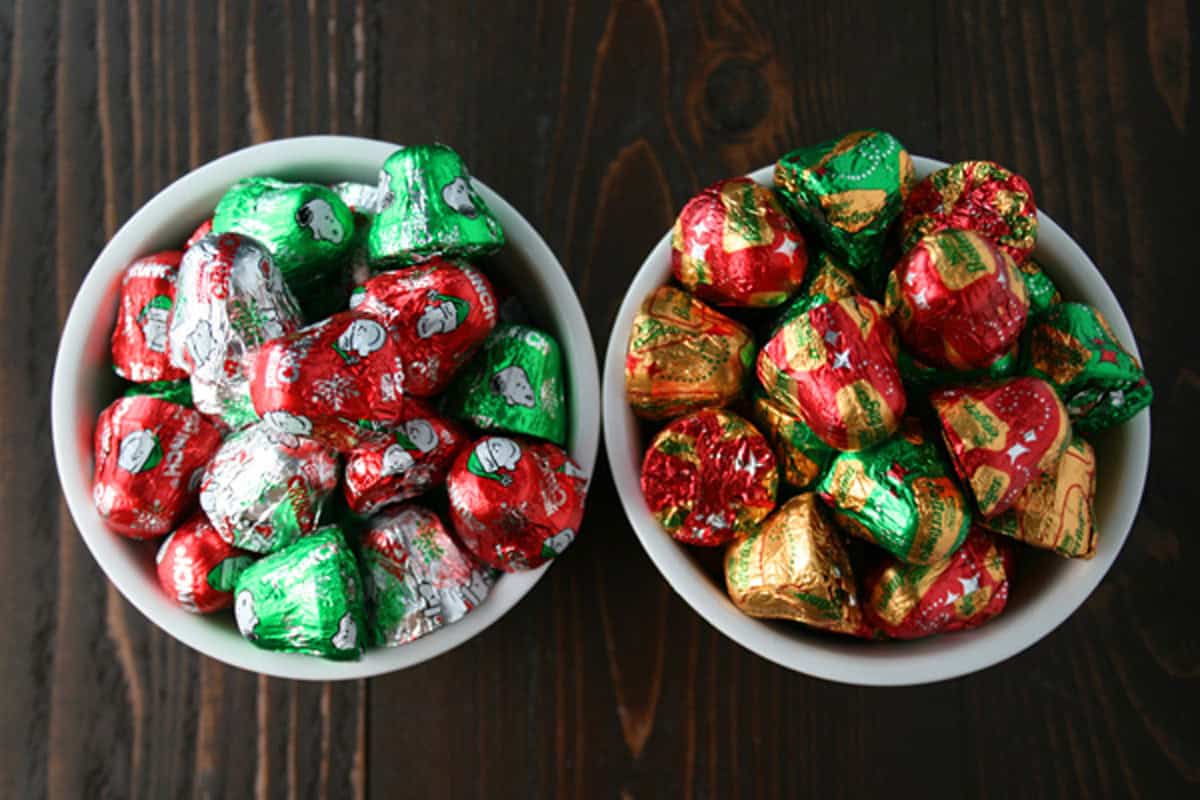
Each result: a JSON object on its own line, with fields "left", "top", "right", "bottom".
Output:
{"left": 52, "top": 136, "right": 600, "bottom": 681}
{"left": 602, "top": 157, "right": 1150, "bottom": 686}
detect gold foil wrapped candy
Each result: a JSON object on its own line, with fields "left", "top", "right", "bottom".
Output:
{"left": 625, "top": 286, "right": 755, "bottom": 420}
{"left": 724, "top": 494, "right": 862, "bottom": 634}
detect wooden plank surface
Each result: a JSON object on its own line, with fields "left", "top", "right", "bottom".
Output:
{"left": 0, "top": 0, "right": 1195, "bottom": 797}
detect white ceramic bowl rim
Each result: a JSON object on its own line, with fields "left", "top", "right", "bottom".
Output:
{"left": 602, "top": 156, "right": 1151, "bottom": 686}
{"left": 52, "top": 135, "right": 600, "bottom": 681}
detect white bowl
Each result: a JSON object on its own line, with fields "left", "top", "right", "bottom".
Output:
{"left": 52, "top": 136, "right": 600, "bottom": 681}
{"left": 602, "top": 156, "right": 1151, "bottom": 686}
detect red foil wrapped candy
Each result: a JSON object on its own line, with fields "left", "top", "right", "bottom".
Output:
{"left": 92, "top": 395, "right": 222, "bottom": 538}
{"left": 111, "top": 251, "right": 189, "bottom": 383}
{"left": 155, "top": 513, "right": 255, "bottom": 613}
{"left": 931, "top": 377, "right": 1071, "bottom": 517}
{"left": 640, "top": 409, "right": 778, "bottom": 547}
{"left": 862, "top": 527, "right": 1015, "bottom": 639}
{"left": 757, "top": 295, "right": 906, "bottom": 451}
{"left": 671, "top": 177, "right": 807, "bottom": 307}
{"left": 447, "top": 436, "right": 588, "bottom": 572}
{"left": 349, "top": 259, "right": 498, "bottom": 396}
{"left": 884, "top": 229, "right": 1028, "bottom": 371}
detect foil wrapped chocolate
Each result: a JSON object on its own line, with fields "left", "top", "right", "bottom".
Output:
{"left": 980, "top": 436, "right": 1097, "bottom": 558}
{"left": 1018, "top": 257, "right": 1061, "bottom": 316}
{"left": 884, "top": 229, "right": 1029, "bottom": 371}
{"left": 212, "top": 177, "right": 356, "bottom": 301}
{"left": 350, "top": 258, "right": 498, "bottom": 396}
{"left": 771, "top": 249, "right": 863, "bottom": 335}
{"left": 900, "top": 160, "right": 1038, "bottom": 264}
{"left": 447, "top": 436, "right": 588, "bottom": 571}
{"left": 818, "top": 418, "right": 971, "bottom": 564}
{"left": 724, "top": 494, "right": 862, "bottom": 634}
{"left": 168, "top": 232, "right": 304, "bottom": 424}
{"left": 199, "top": 422, "right": 339, "bottom": 554}
{"left": 359, "top": 505, "right": 494, "bottom": 646}
{"left": 1022, "top": 302, "right": 1152, "bottom": 433}
{"left": 624, "top": 286, "right": 755, "bottom": 420}
{"left": 931, "top": 377, "right": 1071, "bottom": 517}
{"left": 92, "top": 396, "right": 223, "bottom": 538}
{"left": 234, "top": 526, "right": 367, "bottom": 660}
{"left": 750, "top": 388, "right": 834, "bottom": 491}
{"left": 757, "top": 295, "right": 906, "bottom": 451}
{"left": 862, "top": 527, "right": 1014, "bottom": 639}
{"left": 367, "top": 144, "right": 505, "bottom": 266}
{"left": 343, "top": 399, "right": 468, "bottom": 516}
{"left": 111, "top": 251, "right": 188, "bottom": 383}
{"left": 124, "top": 379, "right": 194, "bottom": 408}
{"left": 248, "top": 310, "right": 408, "bottom": 451}
{"left": 671, "top": 177, "right": 807, "bottom": 307}
{"left": 774, "top": 129, "right": 914, "bottom": 272}
{"left": 442, "top": 323, "right": 567, "bottom": 445}
{"left": 155, "top": 513, "right": 255, "bottom": 613}
{"left": 640, "top": 409, "right": 777, "bottom": 546}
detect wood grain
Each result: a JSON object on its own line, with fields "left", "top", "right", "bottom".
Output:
{"left": 0, "top": 0, "right": 1196, "bottom": 797}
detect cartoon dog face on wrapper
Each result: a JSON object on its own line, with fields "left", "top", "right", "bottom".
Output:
{"left": 138, "top": 295, "right": 172, "bottom": 353}
{"left": 541, "top": 529, "right": 575, "bottom": 559}
{"left": 334, "top": 318, "right": 387, "bottom": 364}
{"left": 402, "top": 420, "right": 438, "bottom": 453}
{"left": 295, "top": 197, "right": 345, "bottom": 244}
{"left": 441, "top": 177, "right": 478, "bottom": 219}
{"left": 491, "top": 365, "right": 536, "bottom": 408}
{"left": 186, "top": 319, "right": 218, "bottom": 368}
{"left": 467, "top": 437, "right": 521, "bottom": 487}
{"left": 332, "top": 612, "right": 357, "bottom": 650}
{"left": 381, "top": 444, "right": 416, "bottom": 477}
{"left": 417, "top": 292, "right": 470, "bottom": 339}
{"left": 235, "top": 590, "right": 259, "bottom": 638}
{"left": 262, "top": 411, "right": 313, "bottom": 448}
{"left": 117, "top": 429, "right": 162, "bottom": 474}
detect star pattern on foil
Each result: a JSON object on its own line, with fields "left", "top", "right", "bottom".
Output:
{"left": 774, "top": 236, "right": 799, "bottom": 258}
{"left": 689, "top": 241, "right": 708, "bottom": 262}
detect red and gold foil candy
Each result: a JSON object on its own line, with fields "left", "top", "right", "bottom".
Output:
{"left": 156, "top": 513, "right": 254, "bottom": 613}
{"left": 885, "top": 230, "right": 1028, "bottom": 371}
{"left": 757, "top": 295, "right": 906, "bottom": 451}
{"left": 111, "top": 251, "right": 189, "bottom": 383}
{"left": 931, "top": 377, "right": 1071, "bottom": 517}
{"left": 724, "top": 494, "right": 862, "bottom": 633}
{"left": 625, "top": 286, "right": 755, "bottom": 420}
{"left": 862, "top": 527, "right": 1015, "bottom": 639}
{"left": 92, "top": 395, "right": 223, "bottom": 538}
{"left": 750, "top": 390, "right": 834, "bottom": 490}
{"left": 640, "top": 409, "right": 777, "bottom": 546}
{"left": 671, "top": 177, "right": 807, "bottom": 307}
{"left": 979, "top": 436, "right": 1097, "bottom": 558}
{"left": 447, "top": 436, "right": 588, "bottom": 572}
{"left": 900, "top": 160, "right": 1038, "bottom": 264}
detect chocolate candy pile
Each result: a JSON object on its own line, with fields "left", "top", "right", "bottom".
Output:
{"left": 96, "top": 144, "right": 588, "bottom": 660}
{"left": 628, "top": 129, "right": 1152, "bottom": 641}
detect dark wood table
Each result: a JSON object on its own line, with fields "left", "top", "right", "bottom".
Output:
{"left": 3, "top": 1, "right": 1196, "bottom": 797}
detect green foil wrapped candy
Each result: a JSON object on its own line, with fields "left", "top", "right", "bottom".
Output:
{"left": 897, "top": 347, "right": 1019, "bottom": 395}
{"left": 1018, "top": 257, "right": 1062, "bottom": 316}
{"left": 212, "top": 178, "right": 356, "bottom": 297}
{"left": 774, "top": 129, "right": 914, "bottom": 272}
{"left": 750, "top": 388, "right": 834, "bottom": 491}
{"left": 1023, "top": 302, "right": 1152, "bottom": 433}
{"left": 368, "top": 144, "right": 505, "bottom": 266}
{"left": 443, "top": 323, "right": 566, "bottom": 444}
{"left": 233, "top": 526, "right": 366, "bottom": 660}
{"left": 771, "top": 249, "right": 862, "bottom": 336}
{"left": 124, "top": 379, "right": 194, "bottom": 408}
{"left": 817, "top": 419, "right": 971, "bottom": 565}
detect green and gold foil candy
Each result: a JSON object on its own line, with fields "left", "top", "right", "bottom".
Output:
{"left": 771, "top": 249, "right": 863, "bottom": 336}
{"left": 625, "top": 286, "right": 755, "bottom": 420}
{"left": 368, "top": 144, "right": 505, "bottom": 266}
{"left": 751, "top": 388, "right": 834, "bottom": 490}
{"left": 233, "top": 526, "right": 367, "bottom": 660}
{"left": 774, "top": 129, "right": 914, "bottom": 272}
{"left": 1017, "top": 258, "right": 1061, "bottom": 316}
{"left": 897, "top": 347, "right": 1019, "bottom": 394}
{"left": 1022, "top": 302, "right": 1153, "bottom": 433}
{"left": 212, "top": 177, "right": 356, "bottom": 301}
{"left": 724, "top": 494, "right": 862, "bottom": 633}
{"left": 979, "top": 436, "right": 1098, "bottom": 558}
{"left": 442, "top": 323, "right": 566, "bottom": 444}
{"left": 817, "top": 419, "right": 971, "bottom": 564}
